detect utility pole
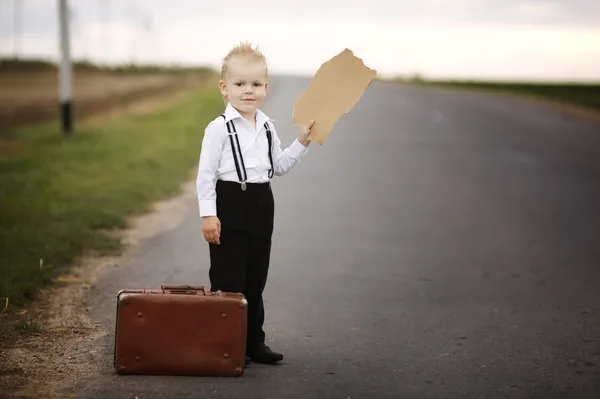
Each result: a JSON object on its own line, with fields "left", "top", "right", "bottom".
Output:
{"left": 99, "top": 0, "right": 109, "bottom": 66}
{"left": 58, "top": 0, "right": 73, "bottom": 134}
{"left": 13, "top": 0, "right": 22, "bottom": 58}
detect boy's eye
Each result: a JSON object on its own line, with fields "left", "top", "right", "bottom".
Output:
{"left": 253, "top": 83, "right": 263, "bottom": 87}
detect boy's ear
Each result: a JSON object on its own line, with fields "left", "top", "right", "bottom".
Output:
{"left": 219, "top": 80, "right": 227, "bottom": 96}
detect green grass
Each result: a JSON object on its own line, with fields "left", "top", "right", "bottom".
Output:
{"left": 404, "top": 78, "right": 600, "bottom": 111}
{"left": 0, "top": 87, "right": 223, "bottom": 308}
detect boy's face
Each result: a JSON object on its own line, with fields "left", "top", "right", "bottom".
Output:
{"left": 220, "top": 56, "right": 268, "bottom": 119}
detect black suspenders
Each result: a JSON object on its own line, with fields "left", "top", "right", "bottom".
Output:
{"left": 220, "top": 115, "right": 274, "bottom": 190}
{"left": 223, "top": 116, "right": 247, "bottom": 190}
{"left": 265, "top": 123, "right": 274, "bottom": 179}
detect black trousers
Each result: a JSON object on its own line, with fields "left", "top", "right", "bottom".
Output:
{"left": 208, "top": 179, "right": 274, "bottom": 352}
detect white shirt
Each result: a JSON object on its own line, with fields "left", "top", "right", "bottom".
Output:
{"left": 196, "top": 103, "right": 309, "bottom": 217}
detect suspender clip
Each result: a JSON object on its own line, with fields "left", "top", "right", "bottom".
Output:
{"left": 241, "top": 182, "right": 247, "bottom": 191}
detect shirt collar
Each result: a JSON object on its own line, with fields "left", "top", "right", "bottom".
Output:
{"left": 223, "top": 103, "right": 274, "bottom": 128}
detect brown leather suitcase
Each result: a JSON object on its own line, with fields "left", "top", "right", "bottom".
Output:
{"left": 113, "top": 284, "right": 248, "bottom": 377}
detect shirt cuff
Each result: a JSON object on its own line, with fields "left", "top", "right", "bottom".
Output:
{"left": 198, "top": 200, "right": 217, "bottom": 217}
{"left": 288, "top": 139, "right": 309, "bottom": 159}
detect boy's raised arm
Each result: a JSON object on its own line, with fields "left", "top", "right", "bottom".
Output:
{"left": 270, "top": 120, "right": 314, "bottom": 176}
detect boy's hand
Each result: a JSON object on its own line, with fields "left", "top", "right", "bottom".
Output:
{"left": 298, "top": 120, "right": 315, "bottom": 147}
{"left": 202, "top": 216, "right": 221, "bottom": 245}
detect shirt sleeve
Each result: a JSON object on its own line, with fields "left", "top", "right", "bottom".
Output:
{"left": 196, "top": 120, "right": 224, "bottom": 217}
{"left": 270, "top": 123, "right": 309, "bottom": 176}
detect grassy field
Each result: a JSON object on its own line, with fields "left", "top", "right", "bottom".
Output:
{"left": 0, "top": 58, "right": 214, "bottom": 129}
{"left": 0, "top": 73, "right": 223, "bottom": 312}
{"left": 396, "top": 77, "right": 600, "bottom": 111}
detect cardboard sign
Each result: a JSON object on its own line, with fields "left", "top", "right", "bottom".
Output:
{"left": 292, "top": 48, "right": 377, "bottom": 145}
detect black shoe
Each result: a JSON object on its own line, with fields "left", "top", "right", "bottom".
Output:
{"left": 247, "top": 343, "right": 283, "bottom": 364}
{"left": 245, "top": 356, "right": 251, "bottom": 366}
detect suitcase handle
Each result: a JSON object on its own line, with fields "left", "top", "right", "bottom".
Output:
{"left": 161, "top": 284, "right": 206, "bottom": 295}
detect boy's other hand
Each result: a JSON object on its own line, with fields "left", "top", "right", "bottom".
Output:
{"left": 298, "top": 120, "right": 315, "bottom": 147}
{"left": 202, "top": 216, "right": 221, "bottom": 245}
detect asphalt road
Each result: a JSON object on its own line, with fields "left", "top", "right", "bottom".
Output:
{"left": 63, "top": 77, "right": 600, "bottom": 398}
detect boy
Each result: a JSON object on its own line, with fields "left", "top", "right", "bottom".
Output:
{"left": 196, "top": 42, "right": 314, "bottom": 365}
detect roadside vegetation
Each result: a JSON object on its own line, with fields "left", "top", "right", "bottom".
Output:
{"left": 0, "top": 58, "right": 222, "bottom": 323}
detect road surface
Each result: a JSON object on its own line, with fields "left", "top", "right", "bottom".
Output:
{"left": 62, "top": 77, "right": 600, "bottom": 398}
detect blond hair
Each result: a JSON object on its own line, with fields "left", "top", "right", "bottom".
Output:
{"left": 221, "top": 41, "right": 268, "bottom": 80}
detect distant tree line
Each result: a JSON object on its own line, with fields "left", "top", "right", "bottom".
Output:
{"left": 0, "top": 57, "right": 214, "bottom": 75}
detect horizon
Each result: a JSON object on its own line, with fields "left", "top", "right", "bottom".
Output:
{"left": 4, "top": 55, "right": 600, "bottom": 85}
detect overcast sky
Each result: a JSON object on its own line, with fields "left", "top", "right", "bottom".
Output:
{"left": 1, "top": 0, "right": 599, "bottom": 80}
